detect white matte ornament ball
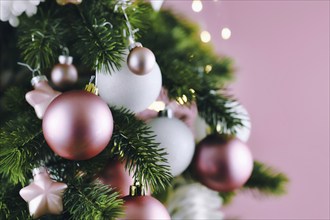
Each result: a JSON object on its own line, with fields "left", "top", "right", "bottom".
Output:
{"left": 97, "top": 57, "right": 162, "bottom": 113}
{"left": 148, "top": 117, "right": 195, "bottom": 177}
{"left": 226, "top": 102, "right": 251, "bottom": 142}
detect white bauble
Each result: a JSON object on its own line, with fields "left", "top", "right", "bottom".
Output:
{"left": 226, "top": 101, "right": 251, "bottom": 142}
{"left": 193, "top": 115, "right": 209, "bottom": 142}
{"left": 97, "top": 59, "right": 162, "bottom": 113}
{"left": 167, "top": 183, "right": 224, "bottom": 220}
{"left": 148, "top": 117, "right": 195, "bottom": 177}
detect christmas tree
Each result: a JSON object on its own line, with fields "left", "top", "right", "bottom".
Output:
{"left": 0, "top": 0, "right": 288, "bottom": 219}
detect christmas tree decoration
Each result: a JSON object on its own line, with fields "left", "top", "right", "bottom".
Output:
{"left": 117, "top": 1, "right": 156, "bottom": 75}
{"left": 226, "top": 101, "right": 251, "bottom": 142}
{"left": 127, "top": 42, "right": 156, "bottom": 75}
{"left": 96, "top": 57, "right": 162, "bottom": 113}
{"left": 56, "top": 0, "right": 82, "bottom": 6}
{"left": 0, "top": 0, "right": 44, "bottom": 27}
{"left": 0, "top": 0, "right": 289, "bottom": 218}
{"left": 193, "top": 115, "right": 209, "bottom": 142}
{"left": 51, "top": 55, "right": 78, "bottom": 89}
{"left": 99, "top": 159, "right": 134, "bottom": 197}
{"left": 148, "top": 109, "right": 195, "bottom": 176}
{"left": 25, "top": 75, "right": 61, "bottom": 119}
{"left": 19, "top": 167, "right": 67, "bottom": 219}
{"left": 167, "top": 182, "right": 224, "bottom": 219}
{"left": 193, "top": 134, "right": 253, "bottom": 192}
{"left": 42, "top": 82, "right": 113, "bottom": 160}
{"left": 122, "top": 184, "right": 170, "bottom": 219}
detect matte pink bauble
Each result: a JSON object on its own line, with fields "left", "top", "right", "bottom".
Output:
{"left": 42, "top": 91, "right": 113, "bottom": 160}
{"left": 193, "top": 134, "right": 253, "bottom": 192}
{"left": 122, "top": 195, "right": 170, "bottom": 220}
{"left": 99, "top": 159, "right": 134, "bottom": 197}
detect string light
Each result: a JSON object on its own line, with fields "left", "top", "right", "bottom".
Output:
{"left": 148, "top": 101, "right": 166, "bottom": 112}
{"left": 221, "top": 27, "right": 231, "bottom": 40}
{"left": 200, "top": 31, "right": 211, "bottom": 43}
{"left": 205, "top": 65, "right": 212, "bottom": 73}
{"left": 192, "top": 0, "right": 203, "bottom": 12}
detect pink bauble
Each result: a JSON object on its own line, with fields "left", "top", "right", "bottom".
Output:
{"left": 51, "top": 64, "right": 78, "bottom": 88}
{"left": 193, "top": 134, "right": 253, "bottom": 192}
{"left": 122, "top": 195, "right": 170, "bottom": 220}
{"left": 42, "top": 91, "right": 113, "bottom": 160}
{"left": 99, "top": 159, "right": 134, "bottom": 197}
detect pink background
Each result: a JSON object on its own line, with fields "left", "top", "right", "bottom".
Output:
{"left": 163, "top": 1, "right": 330, "bottom": 219}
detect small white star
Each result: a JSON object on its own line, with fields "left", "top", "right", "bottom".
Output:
{"left": 19, "top": 168, "right": 67, "bottom": 219}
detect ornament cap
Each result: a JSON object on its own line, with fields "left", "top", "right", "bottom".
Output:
{"left": 158, "top": 109, "right": 173, "bottom": 118}
{"left": 31, "top": 75, "right": 48, "bottom": 87}
{"left": 32, "top": 167, "right": 48, "bottom": 176}
{"left": 85, "top": 76, "right": 99, "bottom": 95}
{"left": 129, "top": 42, "right": 143, "bottom": 51}
{"left": 129, "top": 184, "right": 144, "bottom": 196}
{"left": 59, "top": 55, "right": 73, "bottom": 65}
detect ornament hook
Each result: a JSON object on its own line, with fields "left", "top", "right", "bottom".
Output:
{"left": 17, "top": 62, "right": 41, "bottom": 77}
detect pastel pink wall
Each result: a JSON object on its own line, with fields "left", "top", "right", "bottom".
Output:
{"left": 164, "top": 1, "right": 330, "bottom": 219}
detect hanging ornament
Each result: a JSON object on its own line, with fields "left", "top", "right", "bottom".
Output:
{"left": 42, "top": 77, "right": 113, "bottom": 160}
{"left": 19, "top": 167, "right": 67, "bottom": 219}
{"left": 167, "top": 182, "right": 224, "bottom": 219}
{"left": 226, "top": 101, "right": 251, "bottom": 142}
{"left": 51, "top": 54, "right": 78, "bottom": 89}
{"left": 117, "top": 1, "right": 156, "bottom": 75}
{"left": 0, "top": 0, "right": 44, "bottom": 27}
{"left": 193, "top": 115, "right": 209, "bottom": 142}
{"left": 148, "top": 109, "right": 195, "bottom": 176}
{"left": 56, "top": 0, "right": 82, "bottom": 6}
{"left": 96, "top": 54, "right": 162, "bottom": 113}
{"left": 99, "top": 159, "right": 134, "bottom": 197}
{"left": 192, "top": 134, "right": 253, "bottom": 192}
{"left": 25, "top": 75, "right": 61, "bottom": 119}
{"left": 122, "top": 184, "right": 170, "bottom": 219}
{"left": 149, "top": 0, "right": 164, "bottom": 11}
{"left": 127, "top": 42, "right": 156, "bottom": 75}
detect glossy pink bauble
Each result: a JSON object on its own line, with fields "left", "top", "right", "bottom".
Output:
{"left": 99, "top": 159, "right": 134, "bottom": 197}
{"left": 122, "top": 196, "right": 170, "bottom": 220}
{"left": 193, "top": 134, "right": 253, "bottom": 192}
{"left": 42, "top": 91, "right": 113, "bottom": 160}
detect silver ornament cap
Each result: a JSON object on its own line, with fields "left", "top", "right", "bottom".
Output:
{"left": 31, "top": 75, "right": 48, "bottom": 87}
{"left": 158, "top": 108, "right": 173, "bottom": 118}
{"left": 58, "top": 55, "right": 73, "bottom": 65}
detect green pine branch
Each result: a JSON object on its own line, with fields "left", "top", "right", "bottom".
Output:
{"left": 244, "top": 161, "right": 288, "bottom": 195}
{"left": 64, "top": 181, "right": 123, "bottom": 220}
{"left": 0, "top": 110, "right": 47, "bottom": 185}
{"left": 17, "top": 2, "right": 66, "bottom": 70}
{"left": 0, "top": 183, "right": 32, "bottom": 220}
{"left": 196, "top": 89, "right": 243, "bottom": 134}
{"left": 110, "top": 108, "right": 172, "bottom": 192}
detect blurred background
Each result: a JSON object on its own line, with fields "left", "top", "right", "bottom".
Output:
{"left": 164, "top": 0, "right": 329, "bottom": 219}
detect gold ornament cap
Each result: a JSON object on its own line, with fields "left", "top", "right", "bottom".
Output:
{"left": 129, "top": 183, "right": 145, "bottom": 197}
{"left": 85, "top": 75, "right": 99, "bottom": 95}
